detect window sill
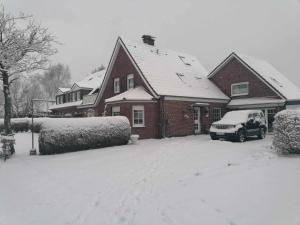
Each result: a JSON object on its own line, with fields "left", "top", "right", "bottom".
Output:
{"left": 132, "top": 125, "right": 146, "bottom": 128}
{"left": 231, "top": 93, "right": 249, "bottom": 97}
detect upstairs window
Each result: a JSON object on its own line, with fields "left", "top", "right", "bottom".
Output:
{"left": 114, "top": 78, "right": 120, "bottom": 94}
{"left": 127, "top": 74, "right": 134, "bottom": 90}
{"left": 112, "top": 106, "right": 120, "bottom": 116}
{"left": 77, "top": 91, "right": 81, "bottom": 100}
{"left": 132, "top": 105, "right": 145, "bottom": 127}
{"left": 231, "top": 82, "right": 249, "bottom": 96}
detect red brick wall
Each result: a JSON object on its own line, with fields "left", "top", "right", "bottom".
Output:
{"left": 95, "top": 46, "right": 153, "bottom": 116}
{"left": 210, "top": 58, "right": 281, "bottom": 99}
{"left": 163, "top": 100, "right": 227, "bottom": 136}
{"left": 106, "top": 101, "right": 160, "bottom": 139}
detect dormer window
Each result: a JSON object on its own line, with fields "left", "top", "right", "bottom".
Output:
{"left": 114, "top": 78, "right": 120, "bottom": 93}
{"left": 231, "top": 82, "right": 249, "bottom": 96}
{"left": 127, "top": 74, "right": 134, "bottom": 90}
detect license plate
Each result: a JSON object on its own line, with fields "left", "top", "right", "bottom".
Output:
{"left": 216, "top": 132, "right": 224, "bottom": 135}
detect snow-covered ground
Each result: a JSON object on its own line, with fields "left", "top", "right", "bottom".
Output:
{"left": 1, "top": 133, "right": 300, "bottom": 225}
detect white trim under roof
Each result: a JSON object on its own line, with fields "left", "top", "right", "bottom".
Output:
{"left": 164, "top": 96, "right": 229, "bottom": 103}
{"left": 227, "top": 97, "right": 285, "bottom": 109}
{"left": 207, "top": 52, "right": 286, "bottom": 100}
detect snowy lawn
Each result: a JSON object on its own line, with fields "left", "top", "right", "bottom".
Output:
{"left": 1, "top": 133, "right": 300, "bottom": 225}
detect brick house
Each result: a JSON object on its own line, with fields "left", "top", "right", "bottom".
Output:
{"left": 50, "top": 69, "right": 106, "bottom": 117}
{"left": 208, "top": 52, "right": 300, "bottom": 131}
{"left": 84, "top": 36, "right": 229, "bottom": 139}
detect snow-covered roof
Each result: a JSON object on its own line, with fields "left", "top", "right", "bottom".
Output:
{"left": 209, "top": 52, "right": 300, "bottom": 101}
{"left": 228, "top": 97, "right": 285, "bottom": 108}
{"left": 58, "top": 88, "right": 70, "bottom": 93}
{"left": 236, "top": 53, "right": 300, "bottom": 101}
{"left": 49, "top": 100, "right": 82, "bottom": 110}
{"left": 74, "top": 69, "right": 106, "bottom": 90}
{"left": 105, "top": 86, "right": 154, "bottom": 103}
{"left": 121, "top": 37, "right": 229, "bottom": 100}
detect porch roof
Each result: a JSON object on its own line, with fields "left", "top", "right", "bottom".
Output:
{"left": 227, "top": 97, "right": 285, "bottom": 109}
{"left": 105, "top": 86, "right": 154, "bottom": 103}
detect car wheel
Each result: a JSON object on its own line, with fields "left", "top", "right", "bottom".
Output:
{"left": 258, "top": 128, "right": 266, "bottom": 139}
{"left": 237, "top": 130, "right": 246, "bottom": 142}
{"left": 210, "top": 134, "right": 218, "bottom": 140}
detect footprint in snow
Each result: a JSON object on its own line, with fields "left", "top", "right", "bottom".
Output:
{"left": 194, "top": 172, "right": 201, "bottom": 176}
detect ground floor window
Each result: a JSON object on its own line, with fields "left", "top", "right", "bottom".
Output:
{"left": 132, "top": 105, "right": 145, "bottom": 127}
{"left": 112, "top": 106, "right": 120, "bottom": 116}
{"left": 212, "top": 108, "right": 222, "bottom": 122}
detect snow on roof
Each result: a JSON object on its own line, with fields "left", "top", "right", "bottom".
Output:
{"left": 58, "top": 88, "right": 70, "bottom": 93}
{"left": 49, "top": 100, "right": 82, "bottom": 110}
{"left": 235, "top": 53, "right": 300, "bottom": 101}
{"left": 74, "top": 69, "right": 106, "bottom": 90}
{"left": 228, "top": 97, "right": 285, "bottom": 107}
{"left": 105, "top": 86, "right": 154, "bottom": 103}
{"left": 121, "top": 37, "right": 229, "bottom": 100}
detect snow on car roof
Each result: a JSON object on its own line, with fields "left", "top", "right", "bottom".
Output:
{"left": 235, "top": 53, "right": 300, "bottom": 101}
{"left": 215, "top": 110, "right": 262, "bottom": 124}
{"left": 121, "top": 37, "right": 229, "bottom": 100}
{"left": 105, "top": 86, "right": 154, "bottom": 103}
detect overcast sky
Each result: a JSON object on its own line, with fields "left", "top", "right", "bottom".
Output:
{"left": 4, "top": 0, "right": 300, "bottom": 87}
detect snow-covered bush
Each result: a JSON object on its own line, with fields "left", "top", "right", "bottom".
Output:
{"left": 0, "top": 118, "right": 48, "bottom": 133}
{"left": 38, "top": 116, "right": 131, "bottom": 155}
{"left": 273, "top": 110, "right": 300, "bottom": 154}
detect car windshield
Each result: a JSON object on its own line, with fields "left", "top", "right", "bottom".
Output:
{"left": 218, "top": 111, "right": 250, "bottom": 124}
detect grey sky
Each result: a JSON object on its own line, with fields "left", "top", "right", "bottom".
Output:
{"left": 4, "top": 0, "right": 300, "bottom": 87}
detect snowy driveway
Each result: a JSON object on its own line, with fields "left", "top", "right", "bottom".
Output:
{"left": 1, "top": 133, "right": 300, "bottom": 225}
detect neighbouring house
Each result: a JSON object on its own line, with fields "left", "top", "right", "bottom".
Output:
{"left": 85, "top": 35, "right": 230, "bottom": 139}
{"left": 50, "top": 69, "right": 106, "bottom": 117}
{"left": 208, "top": 52, "right": 300, "bottom": 131}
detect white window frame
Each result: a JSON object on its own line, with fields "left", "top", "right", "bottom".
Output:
{"left": 127, "top": 74, "right": 134, "bottom": 90}
{"left": 231, "top": 82, "right": 249, "bottom": 96}
{"left": 112, "top": 106, "right": 120, "bottom": 116}
{"left": 114, "top": 78, "right": 120, "bottom": 94}
{"left": 132, "top": 105, "right": 145, "bottom": 127}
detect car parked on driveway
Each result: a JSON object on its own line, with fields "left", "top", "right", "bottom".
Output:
{"left": 209, "top": 110, "right": 267, "bottom": 142}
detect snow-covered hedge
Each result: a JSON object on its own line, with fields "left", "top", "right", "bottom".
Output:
{"left": 273, "top": 110, "right": 300, "bottom": 154}
{"left": 0, "top": 118, "right": 47, "bottom": 133}
{"left": 38, "top": 116, "right": 131, "bottom": 155}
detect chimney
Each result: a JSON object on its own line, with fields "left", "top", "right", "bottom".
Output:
{"left": 142, "top": 35, "right": 155, "bottom": 46}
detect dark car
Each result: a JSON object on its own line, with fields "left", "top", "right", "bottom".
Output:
{"left": 209, "top": 110, "right": 267, "bottom": 142}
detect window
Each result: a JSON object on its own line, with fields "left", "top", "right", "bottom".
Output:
{"left": 132, "top": 105, "right": 145, "bottom": 127}
{"left": 231, "top": 82, "right": 249, "bottom": 96}
{"left": 127, "top": 74, "right": 134, "bottom": 90}
{"left": 212, "top": 108, "right": 222, "bottom": 122}
{"left": 112, "top": 106, "right": 120, "bottom": 116}
{"left": 114, "top": 78, "right": 120, "bottom": 93}
{"left": 73, "top": 92, "right": 77, "bottom": 101}
{"left": 77, "top": 91, "right": 81, "bottom": 100}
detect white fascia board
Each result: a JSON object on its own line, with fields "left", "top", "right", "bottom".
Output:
{"left": 164, "top": 96, "right": 229, "bottom": 103}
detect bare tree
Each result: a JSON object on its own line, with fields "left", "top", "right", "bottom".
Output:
{"left": 40, "top": 63, "right": 71, "bottom": 99}
{"left": 0, "top": 7, "right": 57, "bottom": 135}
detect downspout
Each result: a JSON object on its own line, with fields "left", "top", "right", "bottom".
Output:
{"left": 160, "top": 96, "right": 167, "bottom": 138}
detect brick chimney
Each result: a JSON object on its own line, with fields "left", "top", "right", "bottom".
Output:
{"left": 142, "top": 35, "right": 155, "bottom": 46}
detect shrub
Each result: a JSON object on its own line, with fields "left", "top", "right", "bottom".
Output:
{"left": 0, "top": 118, "right": 47, "bottom": 133}
{"left": 38, "top": 116, "right": 131, "bottom": 155}
{"left": 273, "top": 110, "right": 300, "bottom": 154}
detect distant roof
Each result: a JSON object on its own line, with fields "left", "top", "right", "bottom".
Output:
{"left": 209, "top": 52, "right": 300, "bottom": 101}
{"left": 105, "top": 86, "right": 154, "bottom": 103}
{"left": 121, "top": 37, "right": 229, "bottom": 100}
{"left": 74, "top": 69, "right": 106, "bottom": 90}
{"left": 49, "top": 100, "right": 82, "bottom": 110}
{"left": 58, "top": 88, "right": 70, "bottom": 93}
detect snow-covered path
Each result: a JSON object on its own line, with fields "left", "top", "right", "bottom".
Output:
{"left": 1, "top": 133, "right": 300, "bottom": 225}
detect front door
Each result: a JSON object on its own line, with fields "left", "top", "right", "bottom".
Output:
{"left": 193, "top": 107, "right": 201, "bottom": 134}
